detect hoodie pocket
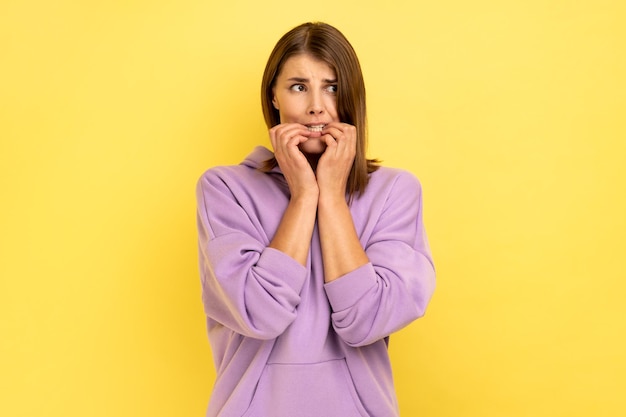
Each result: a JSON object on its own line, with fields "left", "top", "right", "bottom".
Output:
{"left": 242, "top": 359, "right": 369, "bottom": 417}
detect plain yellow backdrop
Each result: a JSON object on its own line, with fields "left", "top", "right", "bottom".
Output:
{"left": 1, "top": 0, "right": 625, "bottom": 416}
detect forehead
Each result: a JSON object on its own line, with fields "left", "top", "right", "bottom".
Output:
{"left": 277, "top": 54, "right": 336, "bottom": 79}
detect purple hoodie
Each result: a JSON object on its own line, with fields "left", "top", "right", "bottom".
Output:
{"left": 196, "top": 146, "right": 435, "bottom": 417}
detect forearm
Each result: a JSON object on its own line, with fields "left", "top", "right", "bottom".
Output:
{"left": 269, "top": 194, "right": 318, "bottom": 266}
{"left": 317, "top": 193, "right": 369, "bottom": 282}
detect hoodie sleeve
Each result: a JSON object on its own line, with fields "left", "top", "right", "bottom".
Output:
{"left": 196, "top": 168, "right": 306, "bottom": 340}
{"left": 323, "top": 171, "right": 436, "bottom": 347}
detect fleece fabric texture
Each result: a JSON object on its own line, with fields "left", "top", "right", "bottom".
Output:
{"left": 196, "top": 146, "right": 436, "bottom": 417}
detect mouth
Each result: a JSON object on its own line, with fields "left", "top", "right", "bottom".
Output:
{"left": 306, "top": 124, "right": 326, "bottom": 133}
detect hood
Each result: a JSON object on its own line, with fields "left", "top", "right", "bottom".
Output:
{"left": 241, "top": 146, "right": 281, "bottom": 174}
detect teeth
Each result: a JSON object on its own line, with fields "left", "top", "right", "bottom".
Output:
{"left": 307, "top": 125, "right": 325, "bottom": 132}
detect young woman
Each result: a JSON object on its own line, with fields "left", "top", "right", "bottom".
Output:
{"left": 196, "top": 22, "right": 436, "bottom": 417}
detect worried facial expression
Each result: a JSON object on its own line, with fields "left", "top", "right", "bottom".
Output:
{"left": 272, "top": 54, "right": 340, "bottom": 155}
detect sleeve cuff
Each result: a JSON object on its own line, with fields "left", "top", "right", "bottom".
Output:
{"left": 323, "top": 263, "right": 377, "bottom": 312}
{"left": 257, "top": 247, "right": 308, "bottom": 294}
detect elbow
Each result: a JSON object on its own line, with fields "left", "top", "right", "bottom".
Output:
{"left": 414, "top": 291, "right": 433, "bottom": 319}
{"left": 411, "top": 300, "right": 429, "bottom": 323}
{"left": 411, "top": 265, "right": 436, "bottom": 319}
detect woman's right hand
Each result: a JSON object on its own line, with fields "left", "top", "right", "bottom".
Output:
{"left": 267, "top": 123, "right": 319, "bottom": 266}
{"left": 269, "top": 123, "right": 319, "bottom": 200}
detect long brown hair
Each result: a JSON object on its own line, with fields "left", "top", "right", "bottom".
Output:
{"left": 260, "top": 22, "right": 379, "bottom": 198}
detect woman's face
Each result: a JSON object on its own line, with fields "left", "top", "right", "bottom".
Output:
{"left": 272, "top": 54, "right": 339, "bottom": 155}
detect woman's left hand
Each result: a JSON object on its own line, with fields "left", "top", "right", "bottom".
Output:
{"left": 316, "top": 122, "right": 357, "bottom": 198}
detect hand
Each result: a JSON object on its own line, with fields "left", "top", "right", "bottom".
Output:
{"left": 316, "top": 122, "right": 357, "bottom": 198}
{"left": 269, "top": 123, "right": 319, "bottom": 200}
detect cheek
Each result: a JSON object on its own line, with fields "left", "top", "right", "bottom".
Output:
{"left": 327, "top": 99, "right": 340, "bottom": 120}
{"left": 278, "top": 106, "right": 296, "bottom": 123}
{"left": 277, "top": 97, "right": 302, "bottom": 120}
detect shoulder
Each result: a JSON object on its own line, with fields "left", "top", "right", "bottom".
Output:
{"left": 196, "top": 165, "right": 249, "bottom": 202}
{"left": 351, "top": 167, "right": 424, "bottom": 212}
{"left": 199, "top": 164, "right": 249, "bottom": 182}
{"left": 197, "top": 163, "right": 264, "bottom": 190}
{"left": 196, "top": 162, "right": 285, "bottom": 206}
{"left": 368, "top": 166, "right": 423, "bottom": 194}
{"left": 198, "top": 147, "right": 276, "bottom": 186}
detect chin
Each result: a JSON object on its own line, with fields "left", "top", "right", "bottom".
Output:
{"left": 298, "top": 139, "right": 327, "bottom": 155}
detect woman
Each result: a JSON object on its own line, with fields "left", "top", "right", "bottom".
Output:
{"left": 196, "top": 22, "right": 435, "bottom": 417}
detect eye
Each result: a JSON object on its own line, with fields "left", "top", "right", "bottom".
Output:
{"left": 326, "top": 84, "right": 338, "bottom": 94}
{"left": 290, "top": 84, "right": 306, "bottom": 92}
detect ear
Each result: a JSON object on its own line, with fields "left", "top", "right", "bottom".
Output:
{"left": 271, "top": 87, "right": 279, "bottom": 109}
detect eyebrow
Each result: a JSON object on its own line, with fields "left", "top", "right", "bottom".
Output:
{"left": 286, "top": 77, "right": 337, "bottom": 83}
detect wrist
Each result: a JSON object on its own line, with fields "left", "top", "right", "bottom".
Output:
{"left": 290, "top": 188, "right": 319, "bottom": 206}
{"left": 318, "top": 190, "right": 348, "bottom": 210}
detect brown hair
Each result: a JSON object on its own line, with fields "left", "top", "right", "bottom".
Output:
{"left": 260, "top": 22, "right": 379, "bottom": 198}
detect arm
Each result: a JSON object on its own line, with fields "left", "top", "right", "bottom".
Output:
{"left": 323, "top": 171, "right": 436, "bottom": 347}
{"left": 196, "top": 125, "right": 320, "bottom": 340}
{"left": 196, "top": 170, "right": 307, "bottom": 340}
{"left": 316, "top": 123, "right": 435, "bottom": 347}
{"left": 268, "top": 123, "right": 319, "bottom": 266}
{"left": 315, "top": 123, "right": 368, "bottom": 281}
{"left": 317, "top": 195, "right": 369, "bottom": 282}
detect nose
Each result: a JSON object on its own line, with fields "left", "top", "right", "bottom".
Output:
{"left": 307, "top": 91, "right": 324, "bottom": 115}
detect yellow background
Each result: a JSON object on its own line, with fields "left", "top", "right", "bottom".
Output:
{"left": 1, "top": 0, "right": 624, "bottom": 416}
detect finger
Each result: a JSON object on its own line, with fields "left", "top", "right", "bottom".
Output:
{"left": 319, "top": 133, "right": 338, "bottom": 149}
{"left": 283, "top": 126, "right": 313, "bottom": 145}
{"left": 322, "top": 131, "right": 355, "bottom": 155}
{"left": 322, "top": 124, "right": 356, "bottom": 142}
{"left": 276, "top": 123, "right": 311, "bottom": 137}
{"left": 270, "top": 124, "right": 311, "bottom": 151}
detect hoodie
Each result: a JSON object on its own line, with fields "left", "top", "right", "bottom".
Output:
{"left": 196, "top": 146, "right": 435, "bottom": 417}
